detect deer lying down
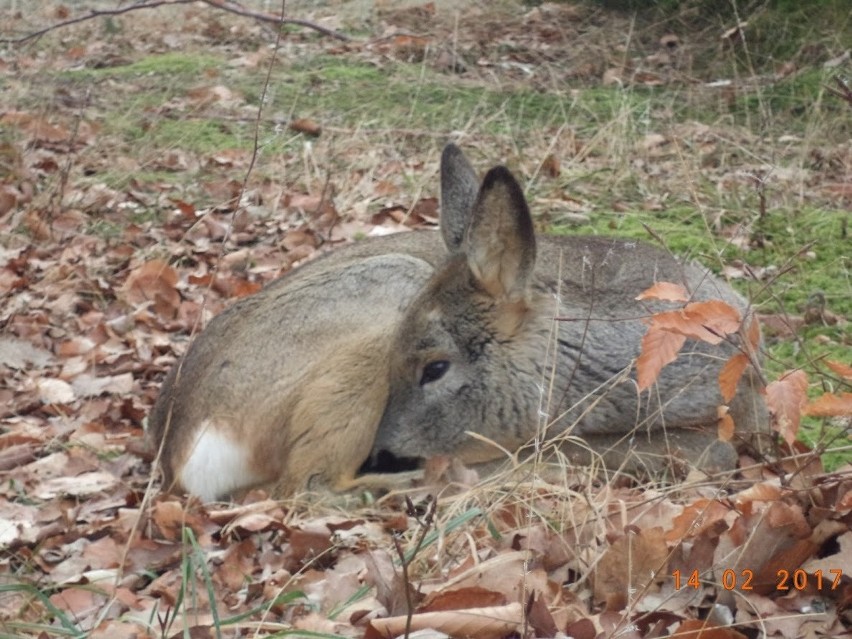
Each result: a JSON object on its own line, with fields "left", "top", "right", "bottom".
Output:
{"left": 148, "top": 145, "right": 767, "bottom": 501}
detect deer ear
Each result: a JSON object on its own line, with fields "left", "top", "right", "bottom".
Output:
{"left": 440, "top": 144, "right": 479, "bottom": 253}
{"left": 465, "top": 166, "right": 536, "bottom": 301}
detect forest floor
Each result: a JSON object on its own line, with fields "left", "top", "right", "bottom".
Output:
{"left": 0, "top": 1, "right": 850, "bottom": 638}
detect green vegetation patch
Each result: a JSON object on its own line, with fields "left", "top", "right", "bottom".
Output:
{"left": 66, "top": 51, "right": 221, "bottom": 79}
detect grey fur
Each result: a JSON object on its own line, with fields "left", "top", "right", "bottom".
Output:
{"left": 373, "top": 145, "right": 767, "bottom": 474}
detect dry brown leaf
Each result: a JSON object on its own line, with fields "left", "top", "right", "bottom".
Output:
{"left": 50, "top": 587, "right": 106, "bottom": 621}
{"left": 636, "top": 324, "right": 687, "bottom": 390}
{"left": 673, "top": 619, "right": 747, "bottom": 639}
{"left": 526, "top": 591, "right": 559, "bottom": 637}
{"left": 71, "top": 373, "right": 134, "bottom": 398}
{"left": 121, "top": 259, "right": 181, "bottom": 319}
{"left": 0, "top": 337, "right": 54, "bottom": 369}
{"left": 718, "top": 352, "right": 750, "bottom": 403}
{"left": 717, "top": 406, "right": 735, "bottom": 442}
{"left": 0, "top": 503, "right": 41, "bottom": 546}
{"left": 804, "top": 392, "right": 852, "bottom": 417}
{"left": 665, "top": 500, "right": 730, "bottom": 542}
{"left": 635, "top": 281, "right": 689, "bottom": 302}
{"left": 410, "top": 197, "right": 439, "bottom": 225}
{"left": 733, "top": 481, "right": 783, "bottom": 505}
{"left": 765, "top": 370, "right": 809, "bottom": 444}
{"left": 287, "top": 527, "right": 334, "bottom": 566}
{"left": 431, "top": 551, "right": 535, "bottom": 612}
{"left": 368, "top": 601, "right": 523, "bottom": 639}
{"left": 419, "top": 586, "right": 506, "bottom": 613}
{"left": 593, "top": 527, "right": 669, "bottom": 608}
{"left": 152, "top": 499, "right": 195, "bottom": 542}
{"left": 825, "top": 359, "right": 852, "bottom": 379}
{"left": 652, "top": 300, "right": 742, "bottom": 344}
{"left": 757, "top": 312, "right": 805, "bottom": 339}
{"left": 33, "top": 471, "right": 120, "bottom": 499}
{"left": 186, "top": 84, "right": 238, "bottom": 106}
{"left": 289, "top": 118, "right": 322, "bottom": 137}
{"left": 89, "top": 620, "right": 152, "bottom": 639}
{"left": 800, "top": 529, "right": 852, "bottom": 576}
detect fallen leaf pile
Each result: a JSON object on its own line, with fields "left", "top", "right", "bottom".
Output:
{"left": 1, "top": 466, "right": 849, "bottom": 637}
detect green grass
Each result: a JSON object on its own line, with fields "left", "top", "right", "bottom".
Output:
{"left": 64, "top": 51, "right": 221, "bottom": 79}
{"left": 552, "top": 204, "right": 849, "bottom": 346}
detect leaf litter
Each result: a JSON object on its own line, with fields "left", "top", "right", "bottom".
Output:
{"left": 0, "top": 1, "right": 850, "bottom": 637}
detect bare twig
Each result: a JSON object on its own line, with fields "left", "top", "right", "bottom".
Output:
{"left": 392, "top": 496, "right": 437, "bottom": 639}
{"left": 1, "top": 0, "right": 177, "bottom": 44}
{"left": 200, "top": 0, "right": 350, "bottom": 41}
{"left": 1, "top": 0, "right": 350, "bottom": 45}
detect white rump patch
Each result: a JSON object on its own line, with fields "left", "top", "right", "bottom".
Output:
{"left": 180, "top": 421, "right": 260, "bottom": 502}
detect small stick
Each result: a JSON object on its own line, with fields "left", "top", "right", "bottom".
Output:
{"left": 1, "top": 0, "right": 351, "bottom": 45}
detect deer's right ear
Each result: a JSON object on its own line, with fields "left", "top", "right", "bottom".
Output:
{"left": 440, "top": 144, "right": 479, "bottom": 253}
{"left": 465, "top": 166, "right": 536, "bottom": 302}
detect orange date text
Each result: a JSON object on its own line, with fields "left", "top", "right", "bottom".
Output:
{"left": 672, "top": 568, "right": 843, "bottom": 591}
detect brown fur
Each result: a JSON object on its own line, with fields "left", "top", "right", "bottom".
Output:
{"left": 148, "top": 247, "right": 447, "bottom": 500}
{"left": 150, "top": 145, "right": 769, "bottom": 502}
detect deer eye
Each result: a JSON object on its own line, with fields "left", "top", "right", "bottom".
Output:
{"left": 420, "top": 360, "right": 450, "bottom": 386}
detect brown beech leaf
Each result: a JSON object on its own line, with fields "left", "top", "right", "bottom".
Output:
{"left": 593, "top": 527, "right": 669, "bottom": 609}
{"left": 419, "top": 586, "right": 506, "bottom": 613}
{"left": 368, "top": 602, "right": 523, "bottom": 639}
{"left": 289, "top": 118, "right": 322, "bottom": 137}
{"left": 718, "top": 352, "right": 749, "bottom": 403}
{"left": 824, "top": 359, "right": 852, "bottom": 379}
{"left": 635, "top": 281, "right": 689, "bottom": 302}
{"left": 636, "top": 324, "right": 686, "bottom": 390}
{"left": 765, "top": 370, "right": 808, "bottom": 444}
{"left": 121, "top": 260, "right": 181, "bottom": 319}
{"left": 717, "top": 405, "right": 735, "bottom": 442}
{"left": 804, "top": 392, "right": 852, "bottom": 417}
{"left": 651, "top": 300, "right": 742, "bottom": 344}
{"left": 733, "top": 481, "right": 783, "bottom": 504}
{"left": 665, "top": 499, "right": 730, "bottom": 542}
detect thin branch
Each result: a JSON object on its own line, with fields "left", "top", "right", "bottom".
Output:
{"left": 1, "top": 0, "right": 180, "bottom": 44}
{"left": 1, "top": 0, "right": 350, "bottom": 45}
{"left": 200, "top": 0, "right": 351, "bottom": 41}
{"left": 392, "top": 496, "right": 437, "bottom": 639}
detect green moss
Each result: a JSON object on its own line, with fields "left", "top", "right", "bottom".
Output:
{"left": 138, "top": 118, "right": 244, "bottom": 153}
{"left": 64, "top": 52, "right": 220, "bottom": 79}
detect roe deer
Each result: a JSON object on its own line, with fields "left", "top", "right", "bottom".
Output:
{"left": 372, "top": 145, "right": 767, "bottom": 475}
